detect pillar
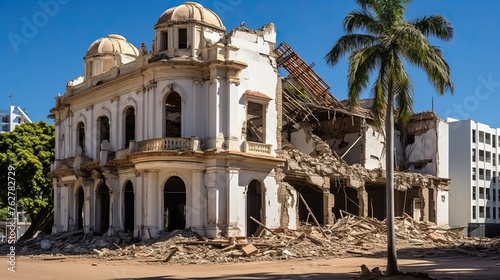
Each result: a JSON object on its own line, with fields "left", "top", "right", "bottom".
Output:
{"left": 227, "top": 167, "right": 240, "bottom": 236}
{"left": 419, "top": 187, "right": 430, "bottom": 222}
{"left": 191, "top": 170, "right": 205, "bottom": 234}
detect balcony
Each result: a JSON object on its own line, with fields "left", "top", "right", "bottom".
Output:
{"left": 132, "top": 137, "right": 201, "bottom": 152}
{"left": 243, "top": 141, "right": 273, "bottom": 156}
{"left": 114, "top": 148, "right": 130, "bottom": 160}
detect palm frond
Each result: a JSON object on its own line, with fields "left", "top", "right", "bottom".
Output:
{"left": 391, "top": 58, "right": 414, "bottom": 124}
{"left": 412, "top": 15, "right": 453, "bottom": 41}
{"left": 347, "top": 45, "right": 382, "bottom": 107}
{"left": 344, "top": 9, "right": 383, "bottom": 34}
{"left": 325, "top": 34, "right": 378, "bottom": 66}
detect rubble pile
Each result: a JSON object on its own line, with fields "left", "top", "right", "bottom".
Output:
{"left": 6, "top": 214, "right": 499, "bottom": 264}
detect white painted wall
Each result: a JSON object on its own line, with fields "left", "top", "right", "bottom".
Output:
{"left": 364, "top": 126, "right": 385, "bottom": 169}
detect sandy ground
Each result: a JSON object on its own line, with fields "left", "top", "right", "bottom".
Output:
{"left": 1, "top": 255, "right": 499, "bottom": 280}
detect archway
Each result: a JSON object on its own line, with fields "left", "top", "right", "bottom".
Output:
{"left": 247, "top": 180, "right": 263, "bottom": 236}
{"left": 96, "top": 183, "right": 110, "bottom": 233}
{"left": 164, "top": 176, "right": 186, "bottom": 231}
{"left": 165, "top": 92, "right": 182, "bottom": 137}
{"left": 124, "top": 181, "right": 134, "bottom": 233}
{"left": 76, "top": 186, "right": 84, "bottom": 230}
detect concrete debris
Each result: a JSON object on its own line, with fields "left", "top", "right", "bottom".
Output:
{"left": 5, "top": 215, "right": 500, "bottom": 264}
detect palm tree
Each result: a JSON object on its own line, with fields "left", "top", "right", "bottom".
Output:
{"left": 325, "top": 0, "right": 453, "bottom": 275}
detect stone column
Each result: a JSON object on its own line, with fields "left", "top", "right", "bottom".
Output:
{"left": 59, "top": 184, "right": 70, "bottom": 232}
{"left": 357, "top": 182, "right": 368, "bottom": 218}
{"left": 52, "top": 181, "right": 62, "bottom": 234}
{"left": 226, "top": 167, "right": 241, "bottom": 236}
{"left": 145, "top": 170, "right": 159, "bottom": 237}
{"left": 190, "top": 170, "right": 205, "bottom": 234}
{"left": 419, "top": 187, "right": 430, "bottom": 222}
{"left": 83, "top": 179, "right": 94, "bottom": 233}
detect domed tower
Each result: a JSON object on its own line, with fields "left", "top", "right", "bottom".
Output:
{"left": 84, "top": 34, "right": 139, "bottom": 79}
{"left": 153, "top": 2, "right": 225, "bottom": 59}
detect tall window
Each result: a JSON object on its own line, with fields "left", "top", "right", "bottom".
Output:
{"left": 479, "top": 131, "right": 485, "bottom": 143}
{"left": 165, "top": 92, "right": 181, "bottom": 137}
{"left": 479, "top": 150, "right": 485, "bottom": 161}
{"left": 493, "top": 136, "right": 496, "bottom": 147}
{"left": 479, "top": 168, "right": 485, "bottom": 180}
{"left": 472, "top": 186, "right": 476, "bottom": 200}
{"left": 472, "top": 167, "right": 476, "bottom": 180}
{"left": 486, "top": 207, "right": 491, "bottom": 219}
{"left": 486, "top": 151, "right": 491, "bottom": 163}
{"left": 486, "top": 169, "right": 491, "bottom": 181}
{"left": 486, "top": 188, "right": 490, "bottom": 200}
{"left": 472, "top": 206, "right": 476, "bottom": 219}
{"left": 479, "top": 206, "right": 485, "bottom": 218}
{"left": 472, "top": 129, "right": 476, "bottom": 143}
{"left": 494, "top": 189, "right": 497, "bottom": 201}
{"left": 479, "top": 187, "right": 485, "bottom": 199}
{"left": 98, "top": 116, "right": 110, "bottom": 148}
{"left": 178, "top": 28, "right": 187, "bottom": 49}
{"left": 124, "top": 107, "right": 135, "bottom": 148}
{"left": 486, "top": 133, "right": 491, "bottom": 144}
{"left": 472, "top": 148, "right": 476, "bottom": 162}
{"left": 77, "top": 122, "right": 85, "bottom": 153}
{"left": 161, "top": 31, "right": 168, "bottom": 51}
{"left": 246, "top": 101, "right": 264, "bottom": 143}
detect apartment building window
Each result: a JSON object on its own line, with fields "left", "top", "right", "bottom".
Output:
{"left": 479, "top": 168, "right": 485, "bottom": 180}
{"left": 494, "top": 207, "right": 497, "bottom": 220}
{"left": 494, "top": 189, "right": 497, "bottom": 201}
{"left": 486, "top": 169, "right": 491, "bottom": 181}
{"left": 486, "top": 151, "right": 491, "bottom": 163}
{"left": 479, "top": 187, "right": 485, "bottom": 199}
{"left": 479, "top": 150, "right": 485, "bottom": 161}
{"left": 472, "top": 167, "right": 476, "bottom": 180}
{"left": 472, "top": 186, "right": 476, "bottom": 200}
{"left": 479, "top": 206, "right": 485, "bottom": 218}
{"left": 472, "top": 206, "right": 476, "bottom": 219}
{"left": 486, "top": 207, "right": 491, "bottom": 219}
{"left": 486, "top": 133, "right": 491, "bottom": 144}
{"left": 486, "top": 187, "right": 491, "bottom": 200}
{"left": 494, "top": 136, "right": 497, "bottom": 147}
{"left": 498, "top": 208, "right": 500, "bottom": 220}
{"left": 472, "top": 148, "right": 476, "bottom": 162}
{"left": 494, "top": 156, "right": 497, "bottom": 166}
{"left": 479, "top": 131, "right": 485, "bottom": 143}
{"left": 472, "top": 130, "right": 476, "bottom": 143}
{"left": 493, "top": 172, "right": 497, "bottom": 183}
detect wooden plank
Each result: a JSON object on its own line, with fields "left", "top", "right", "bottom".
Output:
{"left": 299, "top": 193, "right": 327, "bottom": 238}
{"left": 249, "top": 216, "right": 278, "bottom": 236}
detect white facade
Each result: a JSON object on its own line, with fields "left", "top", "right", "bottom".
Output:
{"left": 0, "top": 105, "right": 32, "bottom": 132}
{"left": 50, "top": 2, "right": 283, "bottom": 238}
{"left": 448, "top": 118, "right": 500, "bottom": 236}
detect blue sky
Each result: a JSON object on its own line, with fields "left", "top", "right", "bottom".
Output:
{"left": 1, "top": 0, "right": 499, "bottom": 127}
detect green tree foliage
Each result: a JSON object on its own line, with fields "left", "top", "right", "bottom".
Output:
{"left": 325, "top": 0, "right": 453, "bottom": 275}
{"left": 0, "top": 121, "right": 55, "bottom": 224}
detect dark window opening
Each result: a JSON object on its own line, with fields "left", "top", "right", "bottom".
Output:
{"left": 124, "top": 181, "right": 134, "bottom": 233}
{"left": 98, "top": 116, "right": 110, "bottom": 147}
{"left": 164, "top": 176, "right": 186, "bottom": 231}
{"left": 178, "top": 28, "right": 187, "bottom": 49}
{"left": 472, "top": 206, "right": 476, "bottom": 219}
{"left": 472, "top": 129, "right": 476, "bottom": 143}
{"left": 246, "top": 102, "right": 264, "bottom": 143}
{"left": 125, "top": 107, "right": 135, "bottom": 148}
{"left": 161, "top": 31, "right": 168, "bottom": 51}
{"left": 472, "top": 186, "right": 476, "bottom": 200}
{"left": 247, "top": 180, "right": 263, "bottom": 236}
{"left": 96, "top": 183, "right": 110, "bottom": 234}
{"left": 407, "top": 134, "right": 415, "bottom": 145}
{"left": 165, "top": 92, "right": 182, "bottom": 137}
{"left": 77, "top": 122, "right": 85, "bottom": 153}
{"left": 76, "top": 187, "right": 84, "bottom": 230}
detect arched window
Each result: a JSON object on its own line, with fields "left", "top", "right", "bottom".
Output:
{"left": 165, "top": 92, "right": 182, "bottom": 137}
{"left": 76, "top": 122, "right": 85, "bottom": 153}
{"left": 164, "top": 176, "right": 186, "bottom": 231}
{"left": 97, "top": 116, "right": 110, "bottom": 148}
{"left": 124, "top": 107, "right": 135, "bottom": 148}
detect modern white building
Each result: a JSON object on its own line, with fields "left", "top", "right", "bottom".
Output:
{"left": 0, "top": 105, "right": 32, "bottom": 132}
{"left": 49, "top": 2, "right": 284, "bottom": 239}
{"left": 448, "top": 118, "right": 500, "bottom": 237}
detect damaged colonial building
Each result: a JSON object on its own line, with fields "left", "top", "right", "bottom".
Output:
{"left": 49, "top": 1, "right": 451, "bottom": 239}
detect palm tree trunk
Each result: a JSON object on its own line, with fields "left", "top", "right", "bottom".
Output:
{"left": 385, "top": 85, "right": 399, "bottom": 275}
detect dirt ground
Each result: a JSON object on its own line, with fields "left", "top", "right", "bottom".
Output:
{"left": 1, "top": 255, "right": 499, "bottom": 280}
